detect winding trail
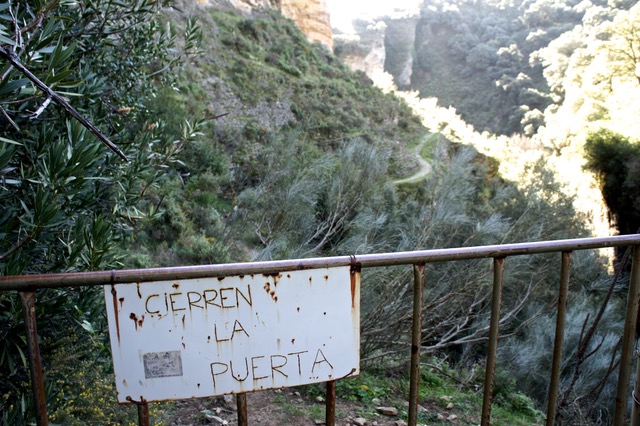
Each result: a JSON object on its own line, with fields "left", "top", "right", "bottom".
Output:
{"left": 393, "top": 134, "right": 433, "bottom": 185}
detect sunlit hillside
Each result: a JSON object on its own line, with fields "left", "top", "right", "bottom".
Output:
{"left": 336, "top": 0, "right": 640, "bottom": 240}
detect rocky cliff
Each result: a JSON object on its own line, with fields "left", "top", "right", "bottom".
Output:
{"left": 334, "top": 20, "right": 387, "bottom": 78}
{"left": 279, "top": 0, "right": 332, "bottom": 48}
{"left": 199, "top": 0, "right": 333, "bottom": 48}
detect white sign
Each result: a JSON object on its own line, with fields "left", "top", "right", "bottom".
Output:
{"left": 104, "top": 266, "right": 360, "bottom": 403}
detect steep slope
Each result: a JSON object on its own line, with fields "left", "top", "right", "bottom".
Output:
{"left": 140, "top": 1, "right": 428, "bottom": 265}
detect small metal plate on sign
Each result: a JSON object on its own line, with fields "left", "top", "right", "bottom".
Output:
{"left": 143, "top": 351, "right": 183, "bottom": 379}
{"left": 104, "top": 266, "right": 360, "bottom": 403}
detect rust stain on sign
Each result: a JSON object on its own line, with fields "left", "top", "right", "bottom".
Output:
{"left": 129, "top": 312, "right": 144, "bottom": 330}
{"left": 263, "top": 273, "right": 282, "bottom": 302}
{"left": 263, "top": 282, "right": 276, "bottom": 301}
{"left": 111, "top": 285, "right": 121, "bottom": 343}
{"left": 350, "top": 264, "right": 361, "bottom": 309}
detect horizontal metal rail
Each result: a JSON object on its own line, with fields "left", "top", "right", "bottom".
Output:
{"left": 2, "top": 235, "right": 640, "bottom": 290}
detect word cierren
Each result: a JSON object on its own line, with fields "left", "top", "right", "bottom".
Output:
{"left": 144, "top": 284, "right": 253, "bottom": 316}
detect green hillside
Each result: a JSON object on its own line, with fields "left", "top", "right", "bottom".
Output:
{"left": 0, "top": 1, "right": 630, "bottom": 424}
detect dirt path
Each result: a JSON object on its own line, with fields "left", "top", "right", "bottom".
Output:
{"left": 164, "top": 388, "right": 409, "bottom": 425}
{"left": 393, "top": 135, "right": 432, "bottom": 185}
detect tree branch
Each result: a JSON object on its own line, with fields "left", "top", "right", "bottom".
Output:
{"left": 0, "top": 105, "right": 19, "bottom": 130}
{"left": 0, "top": 46, "right": 128, "bottom": 161}
{"left": 0, "top": 229, "right": 38, "bottom": 261}
{"left": 20, "top": 0, "right": 60, "bottom": 37}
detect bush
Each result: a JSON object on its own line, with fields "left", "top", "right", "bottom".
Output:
{"left": 0, "top": 1, "right": 201, "bottom": 421}
{"left": 584, "top": 129, "right": 640, "bottom": 237}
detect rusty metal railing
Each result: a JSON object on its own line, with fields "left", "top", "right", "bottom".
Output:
{"left": 3, "top": 234, "right": 640, "bottom": 425}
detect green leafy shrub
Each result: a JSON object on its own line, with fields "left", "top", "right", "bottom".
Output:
{"left": 584, "top": 128, "right": 640, "bottom": 237}
{"left": 336, "top": 372, "right": 392, "bottom": 403}
{"left": 493, "top": 369, "right": 539, "bottom": 417}
{"left": 0, "top": 1, "right": 202, "bottom": 421}
{"left": 45, "top": 334, "right": 171, "bottom": 425}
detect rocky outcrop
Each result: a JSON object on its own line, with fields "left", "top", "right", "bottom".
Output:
{"left": 200, "top": 0, "right": 333, "bottom": 48}
{"left": 335, "top": 20, "right": 387, "bottom": 77}
{"left": 333, "top": 14, "right": 418, "bottom": 89}
{"left": 384, "top": 17, "right": 418, "bottom": 88}
{"left": 279, "top": 0, "right": 333, "bottom": 48}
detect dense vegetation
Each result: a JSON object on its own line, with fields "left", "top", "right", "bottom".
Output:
{"left": 1, "top": 0, "right": 640, "bottom": 424}
{"left": 0, "top": 1, "right": 201, "bottom": 423}
{"left": 352, "top": 0, "right": 639, "bottom": 137}
{"left": 584, "top": 129, "right": 640, "bottom": 238}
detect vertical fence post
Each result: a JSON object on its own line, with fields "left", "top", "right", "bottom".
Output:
{"left": 19, "top": 291, "right": 49, "bottom": 426}
{"left": 480, "top": 257, "right": 505, "bottom": 426}
{"left": 237, "top": 393, "right": 248, "bottom": 426}
{"left": 326, "top": 380, "right": 336, "bottom": 426}
{"left": 546, "top": 251, "right": 572, "bottom": 425}
{"left": 615, "top": 246, "right": 640, "bottom": 425}
{"left": 633, "top": 346, "right": 640, "bottom": 426}
{"left": 137, "top": 402, "right": 150, "bottom": 426}
{"left": 408, "top": 263, "right": 425, "bottom": 426}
